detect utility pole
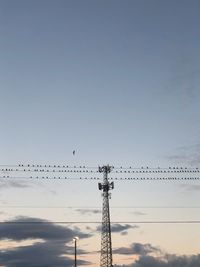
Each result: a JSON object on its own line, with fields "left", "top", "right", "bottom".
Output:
{"left": 98, "top": 165, "right": 114, "bottom": 267}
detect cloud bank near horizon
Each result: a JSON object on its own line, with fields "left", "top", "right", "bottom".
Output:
{"left": 0, "top": 216, "right": 91, "bottom": 267}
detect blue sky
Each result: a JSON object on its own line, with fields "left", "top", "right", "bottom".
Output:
{"left": 1, "top": 0, "right": 200, "bottom": 165}
{"left": 0, "top": 1, "right": 200, "bottom": 266}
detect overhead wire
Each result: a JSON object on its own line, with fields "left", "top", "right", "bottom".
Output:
{"left": 0, "top": 164, "right": 98, "bottom": 169}
{"left": 0, "top": 176, "right": 200, "bottom": 180}
{"left": 0, "top": 164, "right": 199, "bottom": 171}
{"left": 0, "top": 168, "right": 99, "bottom": 173}
{"left": 0, "top": 220, "right": 200, "bottom": 224}
{"left": 1, "top": 205, "right": 200, "bottom": 209}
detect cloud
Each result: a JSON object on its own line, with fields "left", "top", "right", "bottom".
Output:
{"left": 0, "top": 180, "right": 30, "bottom": 190}
{"left": 132, "top": 211, "right": 146, "bottom": 216}
{"left": 112, "top": 224, "right": 139, "bottom": 233}
{"left": 180, "top": 184, "right": 200, "bottom": 192}
{"left": 120, "top": 231, "right": 129, "bottom": 236}
{"left": 113, "top": 243, "right": 160, "bottom": 256}
{"left": 0, "top": 180, "right": 58, "bottom": 195}
{"left": 166, "top": 144, "right": 200, "bottom": 166}
{"left": 0, "top": 216, "right": 91, "bottom": 241}
{"left": 130, "top": 254, "right": 200, "bottom": 267}
{"left": 97, "top": 224, "right": 138, "bottom": 235}
{"left": 0, "top": 216, "right": 92, "bottom": 267}
{"left": 113, "top": 242, "right": 200, "bottom": 267}
{"left": 165, "top": 54, "right": 200, "bottom": 105}
{"left": 0, "top": 241, "right": 90, "bottom": 267}
{"left": 76, "top": 208, "right": 101, "bottom": 215}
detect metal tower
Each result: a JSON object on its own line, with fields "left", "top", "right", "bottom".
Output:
{"left": 98, "top": 165, "right": 114, "bottom": 267}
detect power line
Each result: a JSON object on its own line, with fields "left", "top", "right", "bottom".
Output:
{"left": 0, "top": 220, "right": 200, "bottom": 224}
{"left": 0, "top": 164, "right": 98, "bottom": 169}
{"left": 0, "top": 165, "right": 199, "bottom": 172}
{"left": 0, "top": 176, "right": 101, "bottom": 180}
{"left": 1, "top": 205, "right": 200, "bottom": 209}
{"left": 1, "top": 176, "right": 200, "bottom": 180}
{"left": 1, "top": 168, "right": 199, "bottom": 174}
{"left": 0, "top": 169, "right": 99, "bottom": 173}
{"left": 114, "top": 166, "right": 199, "bottom": 170}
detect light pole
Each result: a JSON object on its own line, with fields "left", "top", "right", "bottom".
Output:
{"left": 73, "top": 237, "right": 79, "bottom": 267}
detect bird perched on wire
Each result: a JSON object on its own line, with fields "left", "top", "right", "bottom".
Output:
{"left": 73, "top": 150, "right": 75, "bottom": 155}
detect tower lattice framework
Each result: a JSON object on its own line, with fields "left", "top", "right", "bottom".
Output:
{"left": 98, "top": 165, "right": 114, "bottom": 267}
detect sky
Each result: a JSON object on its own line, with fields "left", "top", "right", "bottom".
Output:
{"left": 0, "top": 0, "right": 200, "bottom": 266}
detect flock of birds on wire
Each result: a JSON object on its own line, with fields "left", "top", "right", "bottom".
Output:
{"left": 0, "top": 163, "right": 199, "bottom": 181}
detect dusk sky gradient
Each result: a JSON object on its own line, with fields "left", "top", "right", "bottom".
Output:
{"left": 0, "top": 1, "right": 200, "bottom": 266}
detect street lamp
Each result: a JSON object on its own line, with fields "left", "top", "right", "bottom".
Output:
{"left": 73, "top": 236, "right": 79, "bottom": 267}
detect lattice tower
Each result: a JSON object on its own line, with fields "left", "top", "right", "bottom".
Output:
{"left": 98, "top": 165, "right": 114, "bottom": 267}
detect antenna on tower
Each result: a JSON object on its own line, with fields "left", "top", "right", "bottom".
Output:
{"left": 98, "top": 165, "right": 114, "bottom": 267}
